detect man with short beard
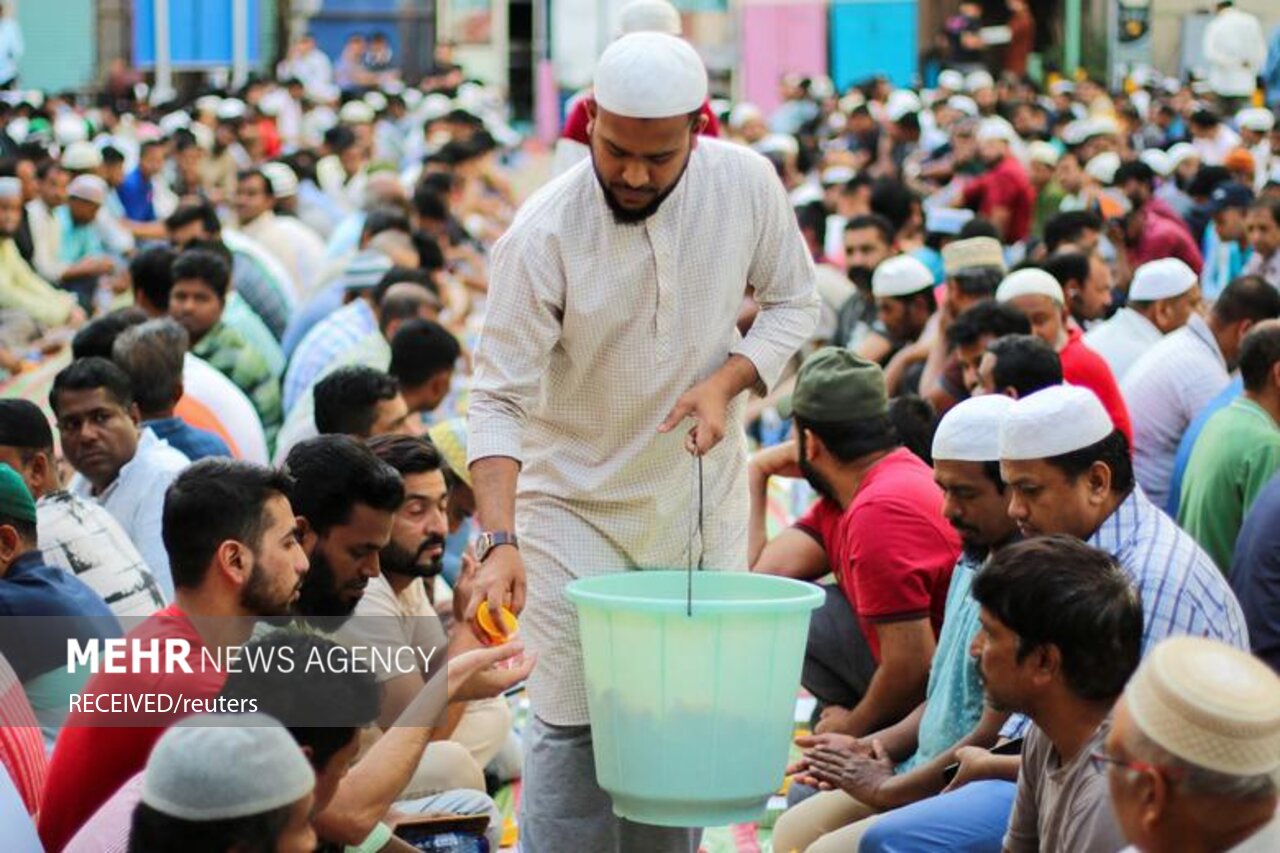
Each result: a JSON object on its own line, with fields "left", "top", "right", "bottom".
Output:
{"left": 340, "top": 434, "right": 515, "bottom": 779}
{"left": 750, "top": 349, "right": 960, "bottom": 743}
{"left": 467, "top": 31, "right": 816, "bottom": 852}
{"left": 38, "top": 459, "right": 311, "bottom": 852}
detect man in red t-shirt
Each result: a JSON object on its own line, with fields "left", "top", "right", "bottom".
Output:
{"left": 962, "top": 120, "right": 1035, "bottom": 244}
{"left": 38, "top": 460, "right": 310, "bottom": 852}
{"left": 996, "top": 268, "right": 1134, "bottom": 444}
{"left": 750, "top": 349, "right": 960, "bottom": 738}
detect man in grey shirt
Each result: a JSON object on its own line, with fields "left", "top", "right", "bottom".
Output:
{"left": 969, "top": 536, "right": 1141, "bottom": 853}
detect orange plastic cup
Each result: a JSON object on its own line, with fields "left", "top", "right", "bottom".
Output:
{"left": 476, "top": 601, "right": 518, "bottom": 645}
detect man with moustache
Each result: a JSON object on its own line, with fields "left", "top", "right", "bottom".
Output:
{"left": 774, "top": 394, "right": 1022, "bottom": 851}
{"left": 38, "top": 459, "right": 311, "bottom": 852}
{"left": 834, "top": 214, "right": 897, "bottom": 359}
{"left": 466, "top": 31, "right": 817, "bottom": 851}
{"left": 750, "top": 349, "right": 960, "bottom": 743}
{"left": 340, "top": 434, "right": 515, "bottom": 785}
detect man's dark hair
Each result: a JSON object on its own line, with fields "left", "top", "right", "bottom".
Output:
{"left": 101, "top": 145, "right": 125, "bottom": 166}
{"left": 412, "top": 186, "right": 449, "bottom": 222}
{"left": 795, "top": 200, "right": 827, "bottom": 240}
{"left": 130, "top": 245, "right": 178, "bottom": 311}
{"left": 958, "top": 218, "right": 1001, "bottom": 241}
{"left": 0, "top": 509, "right": 36, "bottom": 546}
{"left": 35, "top": 159, "right": 63, "bottom": 180}
{"left": 172, "top": 130, "right": 200, "bottom": 153}
{"left": 172, "top": 249, "right": 232, "bottom": 301}
{"left": 361, "top": 207, "right": 412, "bottom": 240}
{"left": 389, "top": 320, "right": 461, "bottom": 390}
{"left": 378, "top": 287, "right": 438, "bottom": 336}
{"left": 70, "top": 307, "right": 148, "bottom": 360}
{"left": 844, "top": 213, "right": 895, "bottom": 247}
{"left": 796, "top": 413, "right": 900, "bottom": 464}
{"left": 950, "top": 267, "right": 1004, "bottom": 299}
{"left": 373, "top": 267, "right": 434, "bottom": 305}
{"left": 1239, "top": 323, "right": 1280, "bottom": 394}
{"left": 111, "top": 319, "right": 189, "bottom": 416}
{"left": 1043, "top": 210, "right": 1102, "bottom": 253}
{"left": 129, "top": 803, "right": 295, "bottom": 853}
{"left": 1041, "top": 252, "right": 1090, "bottom": 289}
{"left": 366, "top": 433, "right": 444, "bottom": 478}
{"left": 988, "top": 334, "right": 1063, "bottom": 397}
{"left": 219, "top": 631, "right": 380, "bottom": 768}
{"left": 1250, "top": 197, "right": 1280, "bottom": 227}
{"left": 888, "top": 395, "right": 937, "bottom": 466}
{"left": 314, "top": 367, "right": 400, "bottom": 437}
{"left": 411, "top": 231, "right": 446, "bottom": 273}
{"left": 324, "top": 124, "right": 358, "bottom": 154}
{"left": 51, "top": 357, "right": 134, "bottom": 415}
{"left": 1114, "top": 160, "right": 1156, "bottom": 189}
{"left": 947, "top": 301, "right": 1030, "bottom": 349}
{"left": 870, "top": 179, "right": 918, "bottom": 235}
{"left": 284, "top": 435, "right": 404, "bottom": 536}
{"left": 163, "top": 459, "right": 295, "bottom": 589}
{"left": 1044, "top": 429, "right": 1134, "bottom": 493}
{"left": 1189, "top": 108, "right": 1220, "bottom": 129}
{"left": 139, "top": 139, "right": 166, "bottom": 157}
{"left": 1187, "top": 165, "right": 1232, "bottom": 200}
{"left": 972, "top": 535, "right": 1142, "bottom": 702}
{"left": 0, "top": 399, "right": 54, "bottom": 453}
{"left": 165, "top": 201, "right": 222, "bottom": 237}
{"left": 1213, "top": 275, "right": 1280, "bottom": 326}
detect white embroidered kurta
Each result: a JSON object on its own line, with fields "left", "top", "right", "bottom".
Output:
{"left": 468, "top": 138, "right": 819, "bottom": 725}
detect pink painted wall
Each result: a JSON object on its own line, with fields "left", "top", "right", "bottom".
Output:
{"left": 740, "top": 3, "right": 830, "bottom": 115}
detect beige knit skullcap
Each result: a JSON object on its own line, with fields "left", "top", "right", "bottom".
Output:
{"left": 1125, "top": 636, "right": 1280, "bottom": 777}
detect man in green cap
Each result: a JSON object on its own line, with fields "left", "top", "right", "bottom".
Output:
{"left": 749, "top": 347, "right": 960, "bottom": 739}
{"left": 0, "top": 462, "right": 121, "bottom": 748}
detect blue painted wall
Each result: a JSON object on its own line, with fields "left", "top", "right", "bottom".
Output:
{"left": 17, "top": 0, "right": 95, "bottom": 91}
{"left": 830, "top": 0, "right": 918, "bottom": 91}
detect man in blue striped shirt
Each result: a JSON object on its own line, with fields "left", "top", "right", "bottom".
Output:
{"left": 857, "top": 384, "right": 1248, "bottom": 853}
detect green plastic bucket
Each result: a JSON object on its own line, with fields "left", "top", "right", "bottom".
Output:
{"left": 565, "top": 570, "right": 823, "bottom": 827}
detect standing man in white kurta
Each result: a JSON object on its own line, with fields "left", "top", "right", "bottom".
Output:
{"left": 465, "top": 33, "right": 819, "bottom": 852}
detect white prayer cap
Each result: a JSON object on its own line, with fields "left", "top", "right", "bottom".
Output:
{"left": 1236, "top": 107, "right": 1276, "bottom": 134}
{"left": 1139, "top": 148, "right": 1173, "bottom": 177}
{"left": 809, "top": 76, "right": 836, "bottom": 101}
{"left": 999, "top": 385, "right": 1114, "bottom": 460}
{"left": 0, "top": 177, "right": 21, "bottom": 199}
{"left": 159, "top": 111, "right": 191, "bottom": 135}
{"left": 60, "top": 141, "right": 103, "bottom": 171}
{"left": 754, "top": 133, "right": 799, "bottom": 158}
{"left": 67, "top": 174, "right": 109, "bottom": 205}
{"left": 947, "top": 95, "right": 979, "bottom": 117}
{"left": 422, "top": 93, "right": 453, "bottom": 121}
{"left": 872, "top": 255, "right": 935, "bottom": 298}
{"left": 942, "top": 235, "right": 1004, "bottom": 275}
{"left": 618, "top": 0, "right": 682, "bottom": 36}
{"left": 260, "top": 162, "right": 299, "bottom": 199}
{"left": 1085, "top": 151, "right": 1121, "bottom": 185}
{"left": 1129, "top": 258, "right": 1198, "bottom": 302}
{"left": 339, "top": 100, "right": 375, "bottom": 124}
{"left": 886, "top": 90, "right": 922, "bottom": 123}
{"left": 977, "top": 116, "right": 1018, "bottom": 144}
{"left": 363, "top": 91, "right": 388, "bottom": 113}
{"left": 729, "top": 102, "right": 763, "bottom": 130}
{"left": 216, "top": 98, "right": 247, "bottom": 121}
{"left": 1050, "top": 80, "right": 1075, "bottom": 96}
{"left": 821, "top": 165, "right": 856, "bottom": 186}
{"left": 1125, "top": 636, "right": 1280, "bottom": 777}
{"left": 996, "top": 268, "right": 1064, "bottom": 306}
{"left": 966, "top": 70, "right": 995, "bottom": 93}
{"left": 1167, "top": 142, "right": 1199, "bottom": 168}
{"left": 54, "top": 115, "right": 88, "bottom": 146}
{"left": 933, "top": 394, "right": 1015, "bottom": 462}
{"left": 1027, "top": 141, "right": 1060, "bottom": 166}
{"left": 1082, "top": 115, "right": 1120, "bottom": 139}
{"left": 593, "top": 32, "right": 708, "bottom": 120}
{"left": 938, "top": 69, "right": 965, "bottom": 92}
{"left": 141, "top": 714, "right": 315, "bottom": 821}
{"left": 1061, "top": 120, "right": 1089, "bottom": 147}
{"left": 194, "top": 95, "right": 222, "bottom": 115}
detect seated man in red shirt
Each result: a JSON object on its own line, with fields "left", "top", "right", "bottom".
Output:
{"left": 37, "top": 459, "right": 311, "bottom": 852}
{"left": 962, "top": 120, "right": 1035, "bottom": 244}
{"left": 750, "top": 349, "right": 961, "bottom": 738}
{"left": 996, "top": 267, "right": 1134, "bottom": 444}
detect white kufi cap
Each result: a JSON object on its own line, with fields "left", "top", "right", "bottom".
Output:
{"left": 618, "top": 0, "right": 682, "bottom": 36}
{"left": 141, "top": 714, "right": 315, "bottom": 821}
{"left": 933, "top": 394, "right": 1015, "bottom": 462}
{"left": 999, "top": 385, "right": 1114, "bottom": 460}
{"left": 1125, "top": 637, "right": 1280, "bottom": 777}
{"left": 593, "top": 32, "right": 708, "bottom": 120}
{"left": 872, "top": 255, "right": 935, "bottom": 298}
{"left": 1236, "top": 107, "right": 1275, "bottom": 134}
{"left": 938, "top": 70, "right": 965, "bottom": 92}
{"left": 996, "top": 268, "right": 1065, "bottom": 306}
{"left": 260, "top": 162, "right": 299, "bottom": 199}
{"left": 1027, "top": 141, "right": 1060, "bottom": 166}
{"left": 0, "top": 177, "right": 21, "bottom": 199}
{"left": 1085, "top": 151, "right": 1121, "bottom": 185}
{"left": 1129, "top": 258, "right": 1197, "bottom": 302}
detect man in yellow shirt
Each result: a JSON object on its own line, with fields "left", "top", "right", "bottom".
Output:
{"left": 0, "top": 177, "right": 83, "bottom": 348}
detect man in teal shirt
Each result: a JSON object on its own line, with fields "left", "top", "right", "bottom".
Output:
{"left": 1179, "top": 321, "right": 1280, "bottom": 571}
{"left": 774, "top": 395, "right": 1022, "bottom": 851}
